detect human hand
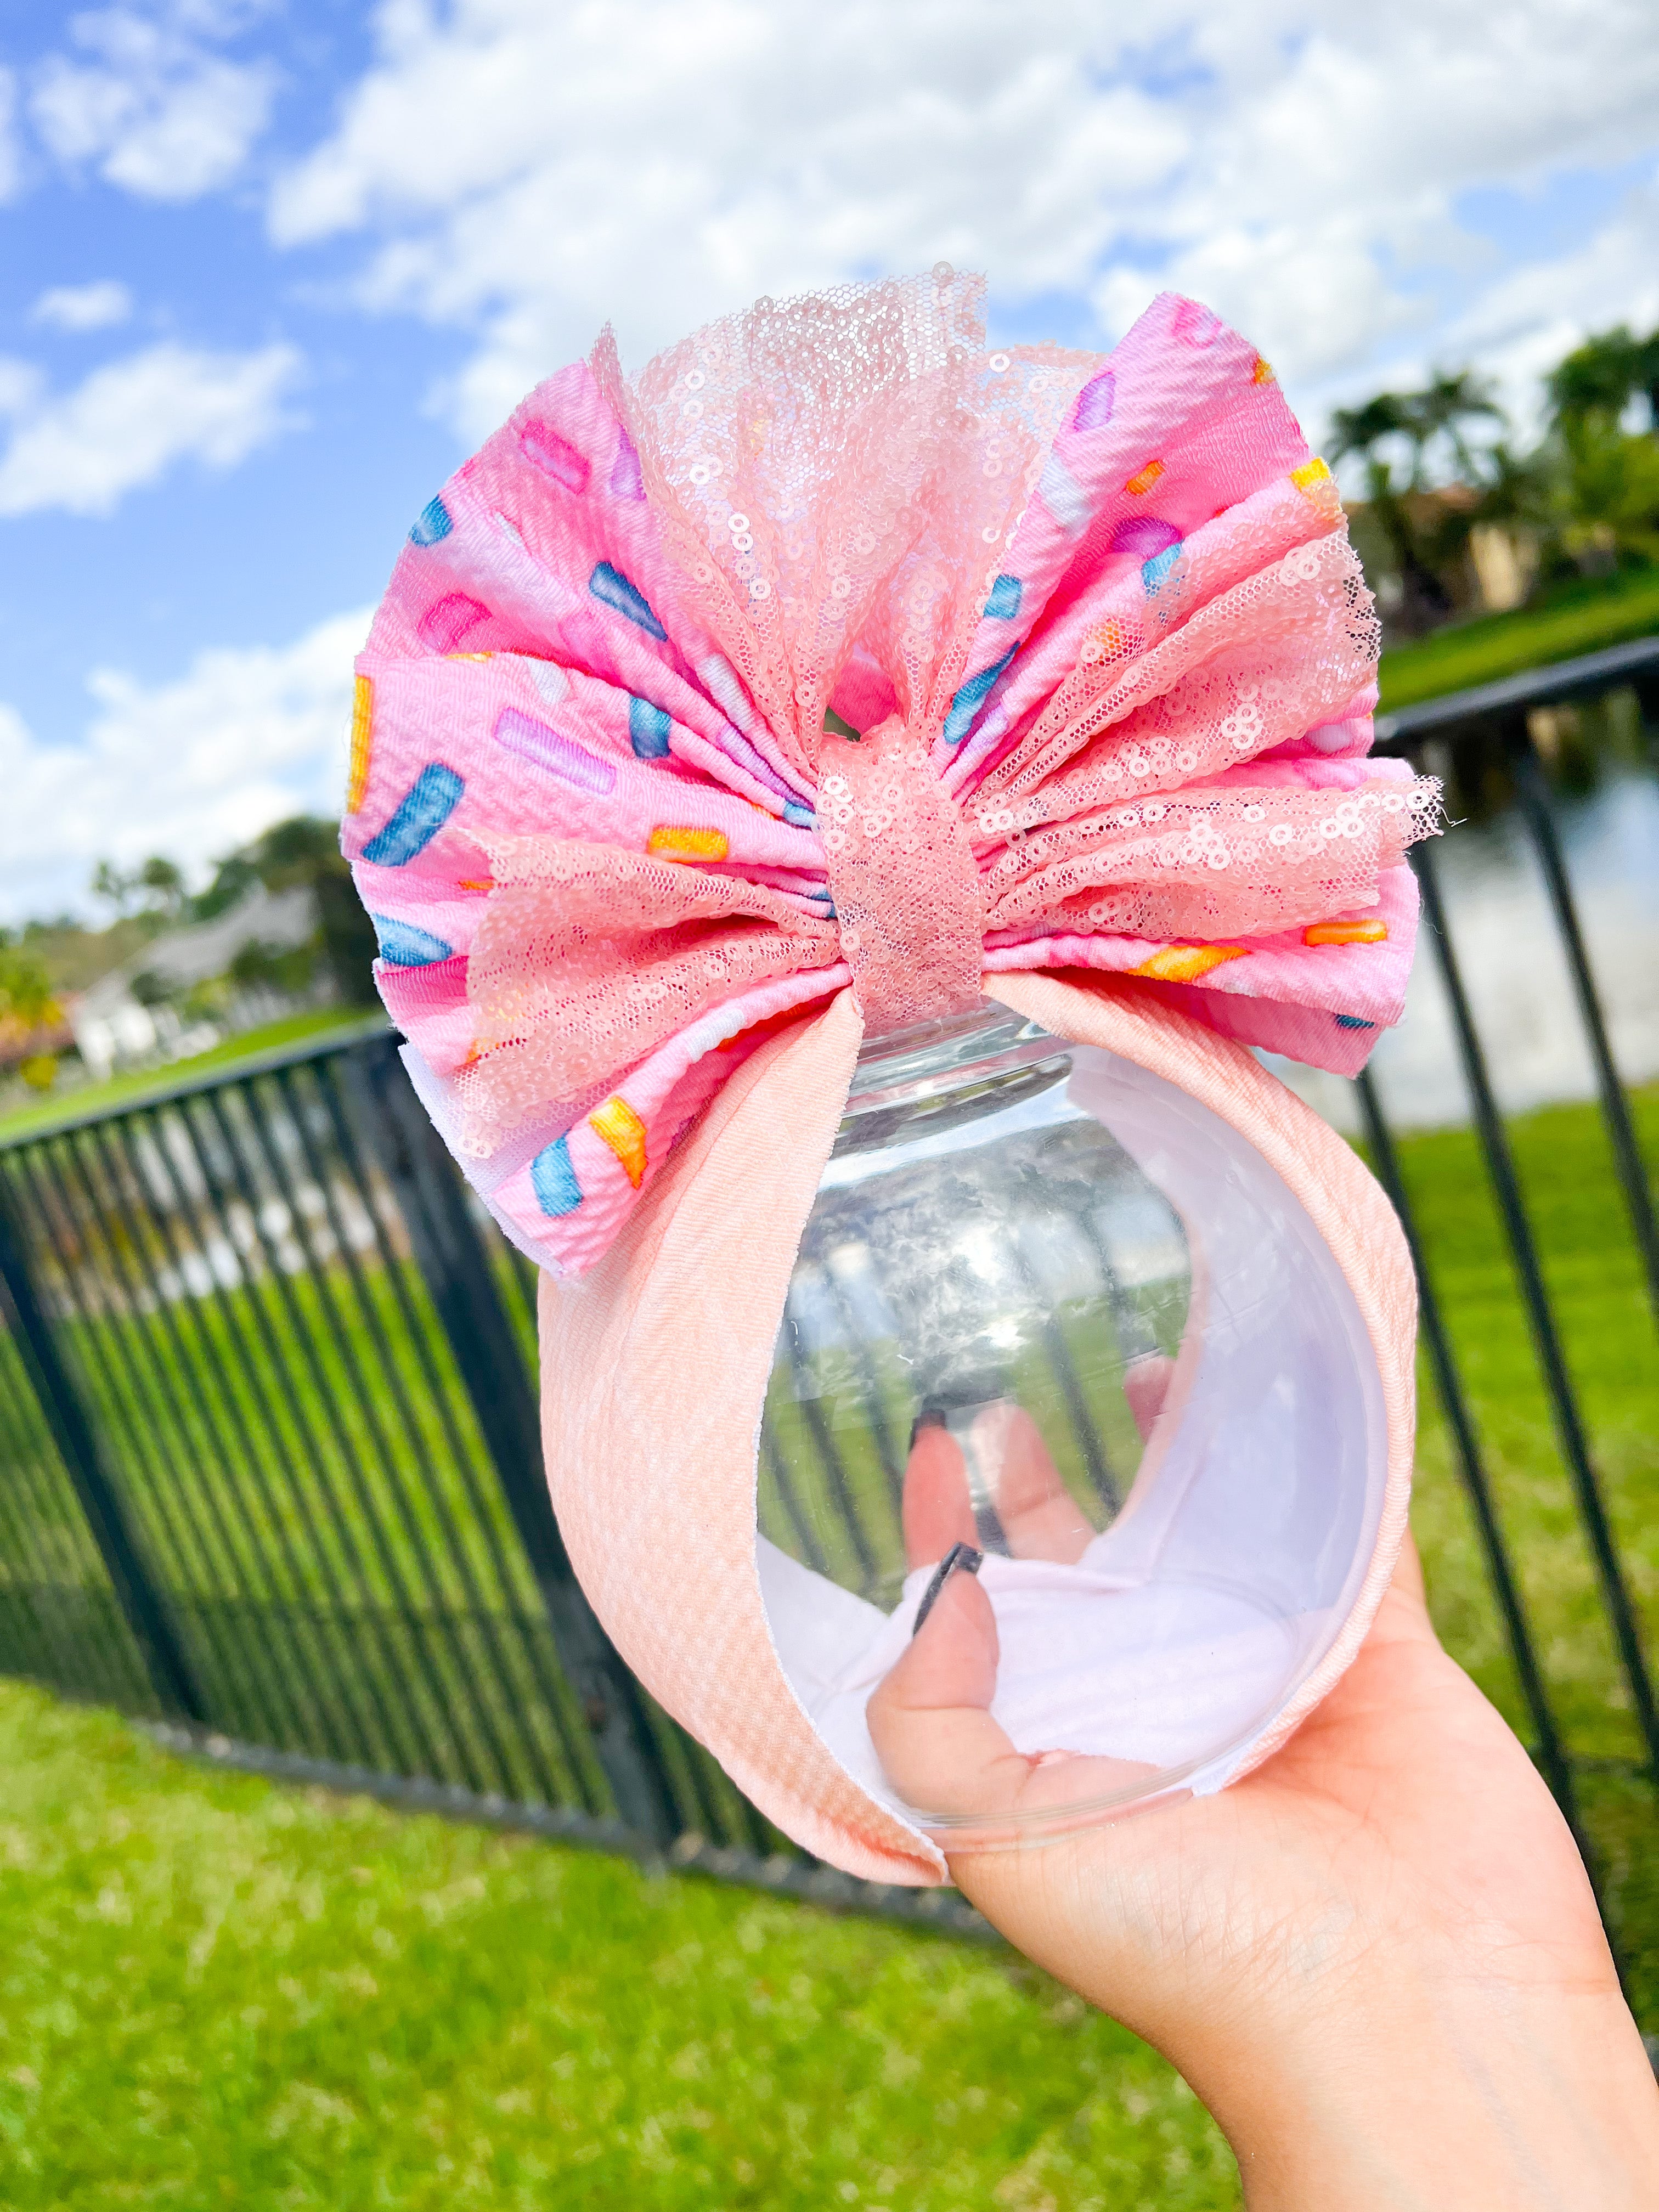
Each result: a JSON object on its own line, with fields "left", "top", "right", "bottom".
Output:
{"left": 868, "top": 1399, "right": 1659, "bottom": 2208}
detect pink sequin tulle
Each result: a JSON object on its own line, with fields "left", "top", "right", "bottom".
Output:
{"left": 345, "top": 275, "right": 1438, "bottom": 1276}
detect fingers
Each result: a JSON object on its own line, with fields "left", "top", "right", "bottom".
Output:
{"left": 867, "top": 1568, "right": 1160, "bottom": 1829}
{"left": 901, "top": 1403, "right": 1091, "bottom": 1570}
{"left": 1123, "top": 1352, "right": 1174, "bottom": 1444}
{"left": 866, "top": 1568, "right": 1035, "bottom": 1818}
{"left": 973, "top": 1402, "right": 1092, "bottom": 1564}
{"left": 901, "top": 1419, "right": 977, "bottom": 1570}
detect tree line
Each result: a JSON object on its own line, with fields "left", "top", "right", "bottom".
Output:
{"left": 1329, "top": 321, "right": 1659, "bottom": 636}
{"left": 1, "top": 816, "right": 379, "bottom": 1091}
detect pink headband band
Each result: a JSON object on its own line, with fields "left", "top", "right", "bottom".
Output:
{"left": 345, "top": 274, "right": 1431, "bottom": 1876}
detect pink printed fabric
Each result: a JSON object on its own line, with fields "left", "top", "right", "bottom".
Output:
{"left": 344, "top": 274, "right": 1440, "bottom": 1276}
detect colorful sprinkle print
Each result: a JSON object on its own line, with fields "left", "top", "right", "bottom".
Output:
{"left": 417, "top": 592, "right": 489, "bottom": 653}
{"left": 1037, "top": 449, "right": 1091, "bottom": 534}
{"left": 698, "top": 654, "right": 755, "bottom": 732}
{"left": 1172, "top": 300, "right": 1222, "bottom": 347}
{"left": 590, "top": 561, "right": 667, "bottom": 640}
{"left": 1251, "top": 355, "right": 1276, "bottom": 385}
{"left": 361, "top": 763, "right": 464, "bottom": 867}
{"left": 983, "top": 574, "right": 1023, "bottom": 620}
{"left": 590, "top": 1095, "right": 647, "bottom": 1189}
{"left": 782, "top": 800, "right": 816, "bottom": 828}
{"left": 1132, "top": 944, "right": 1247, "bottom": 983}
{"left": 528, "top": 659, "right": 571, "bottom": 706}
{"left": 610, "top": 430, "right": 646, "bottom": 501}
{"left": 520, "top": 421, "right": 591, "bottom": 493}
{"left": 372, "top": 915, "right": 453, "bottom": 967}
{"left": 1110, "top": 516, "right": 1182, "bottom": 558}
{"left": 944, "top": 645, "right": 1017, "bottom": 745}
{"left": 1305, "top": 919, "right": 1388, "bottom": 946}
{"left": 1081, "top": 617, "right": 1132, "bottom": 665}
{"left": 1124, "top": 459, "right": 1166, "bottom": 497}
{"left": 1335, "top": 1014, "right": 1376, "bottom": 1030}
{"left": 494, "top": 706, "right": 617, "bottom": 794}
{"left": 346, "top": 675, "right": 373, "bottom": 813}
{"left": 409, "top": 496, "right": 452, "bottom": 546}
{"left": 648, "top": 826, "right": 729, "bottom": 861}
{"left": 628, "top": 696, "right": 673, "bottom": 758}
{"left": 531, "top": 1136, "right": 583, "bottom": 1216}
{"left": 1142, "top": 545, "right": 1183, "bottom": 593}
{"left": 1070, "top": 368, "right": 1116, "bottom": 433}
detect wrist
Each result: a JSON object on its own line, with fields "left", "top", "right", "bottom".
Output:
{"left": 1176, "top": 1961, "right": 1659, "bottom": 2210}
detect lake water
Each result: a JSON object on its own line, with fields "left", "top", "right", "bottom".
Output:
{"left": 1271, "top": 767, "right": 1659, "bottom": 1135}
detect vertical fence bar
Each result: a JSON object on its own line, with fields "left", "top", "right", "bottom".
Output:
{"left": 125, "top": 1101, "right": 363, "bottom": 1767}
{"left": 1412, "top": 838, "right": 1659, "bottom": 1780}
{"left": 275, "top": 1060, "right": 533, "bottom": 1802}
{"left": 0, "top": 1162, "right": 206, "bottom": 1722}
{"left": 353, "top": 1039, "right": 680, "bottom": 1847}
{"left": 172, "top": 1088, "right": 410, "bottom": 1771}
{"left": 1009, "top": 1223, "right": 1119, "bottom": 1513}
{"left": 65, "top": 1120, "right": 300, "bottom": 1750}
{"left": 0, "top": 1314, "right": 151, "bottom": 1707}
{"left": 1504, "top": 729, "right": 1659, "bottom": 1331}
{"left": 310, "top": 1056, "right": 596, "bottom": 1811}
{"left": 14, "top": 1138, "right": 268, "bottom": 1740}
{"left": 1354, "top": 1073, "right": 1583, "bottom": 1824}
{"left": 198, "top": 1083, "right": 443, "bottom": 1778}
{"left": 230, "top": 1079, "right": 477, "bottom": 1786}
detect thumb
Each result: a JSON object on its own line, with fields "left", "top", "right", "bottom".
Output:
{"left": 866, "top": 1569, "right": 1036, "bottom": 1820}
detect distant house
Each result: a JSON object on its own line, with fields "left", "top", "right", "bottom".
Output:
{"left": 68, "top": 885, "right": 319, "bottom": 1079}
{"left": 1345, "top": 486, "right": 1538, "bottom": 641}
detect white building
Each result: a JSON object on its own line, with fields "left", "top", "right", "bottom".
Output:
{"left": 69, "top": 885, "right": 320, "bottom": 1080}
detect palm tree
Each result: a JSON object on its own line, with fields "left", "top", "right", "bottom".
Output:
{"left": 1547, "top": 325, "right": 1659, "bottom": 433}
{"left": 1328, "top": 394, "right": 1451, "bottom": 634}
{"left": 1329, "top": 373, "right": 1511, "bottom": 633}
{"left": 1551, "top": 413, "right": 1659, "bottom": 572}
{"left": 1408, "top": 371, "right": 1505, "bottom": 481}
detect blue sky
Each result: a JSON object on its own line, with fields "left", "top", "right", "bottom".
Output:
{"left": 3, "top": 0, "right": 1658, "bottom": 921}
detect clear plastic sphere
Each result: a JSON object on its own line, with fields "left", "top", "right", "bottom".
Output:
{"left": 755, "top": 1004, "right": 1388, "bottom": 1848}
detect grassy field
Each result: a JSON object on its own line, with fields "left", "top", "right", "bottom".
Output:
{"left": 1376, "top": 1086, "right": 1659, "bottom": 2021}
{"left": 1377, "top": 565, "right": 1659, "bottom": 709}
{"left": 0, "top": 1069, "right": 1654, "bottom": 2199}
{"left": 0, "top": 1680, "right": 1236, "bottom": 2210}
{"left": 0, "top": 1007, "right": 384, "bottom": 1145}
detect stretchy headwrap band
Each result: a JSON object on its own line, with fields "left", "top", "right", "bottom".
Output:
{"left": 345, "top": 276, "right": 1429, "bottom": 1878}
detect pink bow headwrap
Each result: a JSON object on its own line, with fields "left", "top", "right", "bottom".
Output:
{"left": 346, "top": 274, "right": 1436, "bottom": 1278}
{"left": 345, "top": 277, "right": 1430, "bottom": 1881}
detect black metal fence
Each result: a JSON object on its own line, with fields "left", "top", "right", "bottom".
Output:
{"left": 0, "top": 639, "right": 1655, "bottom": 1981}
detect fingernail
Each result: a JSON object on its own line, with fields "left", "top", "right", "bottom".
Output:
{"left": 912, "top": 1541, "right": 983, "bottom": 1636}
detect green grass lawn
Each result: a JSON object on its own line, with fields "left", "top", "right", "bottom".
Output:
{"left": 1377, "top": 566, "right": 1659, "bottom": 709}
{"left": 0, "top": 1071, "right": 1655, "bottom": 2198}
{"left": 0, "top": 1679, "right": 1235, "bottom": 2210}
{"left": 0, "top": 1008, "right": 385, "bottom": 1146}
{"left": 1363, "top": 1085, "right": 1659, "bottom": 2022}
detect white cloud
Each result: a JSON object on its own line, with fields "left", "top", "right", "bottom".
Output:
{"left": 0, "top": 608, "right": 373, "bottom": 922}
{"left": 0, "top": 359, "right": 44, "bottom": 419}
{"left": 30, "top": 279, "right": 134, "bottom": 332}
{"left": 31, "top": 5, "right": 275, "bottom": 201}
{"left": 269, "top": 0, "right": 1189, "bottom": 438}
{"left": 267, "top": 0, "right": 1659, "bottom": 442}
{"left": 0, "top": 340, "right": 303, "bottom": 518}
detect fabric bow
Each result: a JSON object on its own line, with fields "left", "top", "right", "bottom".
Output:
{"left": 344, "top": 274, "right": 1438, "bottom": 1276}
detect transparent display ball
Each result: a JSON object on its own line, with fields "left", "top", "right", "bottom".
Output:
{"left": 755, "top": 1005, "right": 1387, "bottom": 1849}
